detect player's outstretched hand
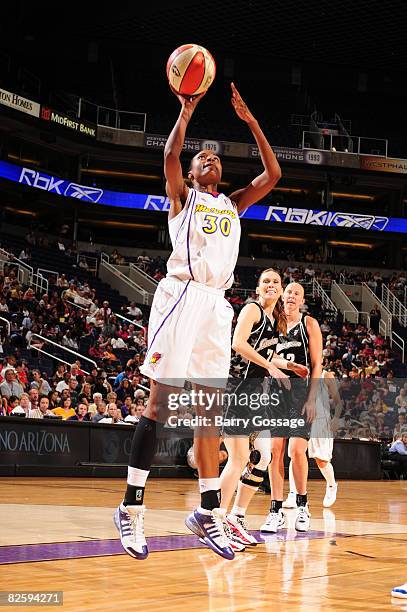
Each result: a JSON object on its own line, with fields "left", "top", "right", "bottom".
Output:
{"left": 230, "top": 82, "right": 256, "bottom": 124}
{"left": 301, "top": 399, "right": 316, "bottom": 424}
{"left": 268, "top": 365, "right": 291, "bottom": 390}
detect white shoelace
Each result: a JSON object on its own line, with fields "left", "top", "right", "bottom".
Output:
{"left": 123, "top": 509, "right": 146, "bottom": 544}
{"left": 236, "top": 516, "right": 250, "bottom": 533}
{"left": 211, "top": 514, "right": 230, "bottom": 549}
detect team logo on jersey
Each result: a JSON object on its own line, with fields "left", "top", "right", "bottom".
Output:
{"left": 150, "top": 352, "right": 162, "bottom": 365}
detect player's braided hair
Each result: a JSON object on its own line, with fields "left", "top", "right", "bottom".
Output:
{"left": 257, "top": 268, "right": 287, "bottom": 336}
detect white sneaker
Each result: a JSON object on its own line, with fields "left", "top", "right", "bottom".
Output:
{"left": 282, "top": 492, "right": 297, "bottom": 509}
{"left": 323, "top": 484, "right": 338, "bottom": 508}
{"left": 295, "top": 505, "right": 311, "bottom": 532}
{"left": 222, "top": 521, "right": 246, "bottom": 552}
{"left": 114, "top": 503, "right": 148, "bottom": 559}
{"left": 260, "top": 509, "right": 285, "bottom": 533}
{"left": 391, "top": 583, "right": 407, "bottom": 599}
{"left": 226, "top": 514, "right": 258, "bottom": 546}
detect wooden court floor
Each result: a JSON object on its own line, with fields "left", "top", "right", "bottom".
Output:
{"left": 0, "top": 477, "right": 406, "bottom": 611}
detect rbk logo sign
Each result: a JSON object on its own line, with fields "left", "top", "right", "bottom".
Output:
{"left": 64, "top": 183, "right": 103, "bottom": 202}
{"left": 18, "top": 168, "right": 103, "bottom": 202}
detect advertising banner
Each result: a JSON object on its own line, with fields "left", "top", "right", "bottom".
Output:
{"left": 0, "top": 160, "right": 406, "bottom": 233}
{"left": 0, "top": 87, "right": 40, "bottom": 117}
{"left": 144, "top": 133, "right": 224, "bottom": 155}
{"left": 360, "top": 156, "right": 407, "bottom": 174}
{"left": 40, "top": 106, "right": 96, "bottom": 138}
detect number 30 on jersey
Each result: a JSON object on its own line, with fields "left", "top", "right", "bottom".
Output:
{"left": 202, "top": 214, "right": 231, "bottom": 236}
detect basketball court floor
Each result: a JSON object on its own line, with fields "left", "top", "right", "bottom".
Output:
{"left": 0, "top": 478, "right": 406, "bottom": 611}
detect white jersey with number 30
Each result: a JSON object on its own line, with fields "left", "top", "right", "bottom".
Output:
{"left": 167, "top": 188, "right": 241, "bottom": 290}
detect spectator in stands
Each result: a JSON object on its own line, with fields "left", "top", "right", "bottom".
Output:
{"left": 68, "top": 403, "right": 91, "bottom": 422}
{"left": 28, "top": 396, "right": 54, "bottom": 419}
{"left": 388, "top": 432, "right": 407, "bottom": 477}
{"left": 116, "top": 378, "right": 133, "bottom": 403}
{"left": 4, "top": 395, "right": 19, "bottom": 415}
{"left": 394, "top": 414, "right": 407, "bottom": 439}
{"left": 53, "top": 364, "right": 66, "bottom": 384}
{"left": 0, "top": 368, "right": 24, "bottom": 399}
{"left": 62, "top": 330, "right": 79, "bottom": 350}
{"left": 121, "top": 395, "right": 133, "bottom": 417}
{"left": 125, "top": 302, "right": 142, "bottom": 320}
{"left": 68, "top": 378, "right": 79, "bottom": 407}
{"left": 396, "top": 389, "right": 407, "bottom": 412}
{"left": 28, "top": 388, "right": 39, "bottom": 411}
{"left": 92, "top": 401, "right": 107, "bottom": 422}
{"left": 30, "top": 370, "right": 52, "bottom": 396}
{"left": 0, "top": 297, "right": 9, "bottom": 312}
{"left": 13, "top": 393, "right": 30, "bottom": 416}
{"left": 57, "top": 274, "right": 69, "bottom": 288}
{"left": 92, "top": 372, "right": 112, "bottom": 397}
{"left": 124, "top": 404, "right": 140, "bottom": 423}
{"left": 78, "top": 258, "right": 89, "bottom": 271}
{"left": 98, "top": 403, "right": 125, "bottom": 424}
{"left": 52, "top": 396, "right": 75, "bottom": 420}
{"left": 79, "top": 381, "right": 93, "bottom": 403}
{"left": 56, "top": 372, "right": 71, "bottom": 394}
{"left": 48, "top": 389, "right": 59, "bottom": 410}
{"left": 15, "top": 360, "right": 29, "bottom": 387}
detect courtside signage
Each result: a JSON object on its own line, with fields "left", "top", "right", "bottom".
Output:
{"left": 0, "top": 160, "right": 406, "bottom": 233}
{"left": 40, "top": 106, "right": 96, "bottom": 138}
{"left": 0, "top": 87, "right": 40, "bottom": 117}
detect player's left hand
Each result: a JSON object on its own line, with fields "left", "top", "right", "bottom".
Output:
{"left": 301, "top": 399, "right": 316, "bottom": 424}
{"left": 230, "top": 83, "right": 256, "bottom": 123}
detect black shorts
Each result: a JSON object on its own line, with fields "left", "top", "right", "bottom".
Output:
{"left": 268, "top": 379, "right": 311, "bottom": 440}
{"left": 221, "top": 378, "right": 275, "bottom": 437}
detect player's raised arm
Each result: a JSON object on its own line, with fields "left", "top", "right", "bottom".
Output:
{"left": 227, "top": 83, "right": 282, "bottom": 214}
{"left": 164, "top": 90, "right": 206, "bottom": 218}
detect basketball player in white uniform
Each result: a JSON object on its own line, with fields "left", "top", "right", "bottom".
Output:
{"left": 283, "top": 369, "right": 343, "bottom": 508}
{"left": 115, "top": 82, "right": 282, "bottom": 561}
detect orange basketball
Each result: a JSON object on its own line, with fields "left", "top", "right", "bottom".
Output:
{"left": 166, "top": 44, "right": 216, "bottom": 96}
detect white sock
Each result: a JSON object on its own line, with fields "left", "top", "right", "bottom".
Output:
{"left": 199, "top": 477, "right": 220, "bottom": 493}
{"left": 319, "top": 463, "right": 336, "bottom": 487}
{"left": 127, "top": 466, "right": 149, "bottom": 488}
{"left": 288, "top": 460, "right": 297, "bottom": 494}
{"left": 231, "top": 505, "right": 246, "bottom": 517}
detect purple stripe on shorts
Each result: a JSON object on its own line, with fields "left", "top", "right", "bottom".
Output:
{"left": 186, "top": 191, "right": 196, "bottom": 280}
{"left": 145, "top": 280, "right": 190, "bottom": 358}
{"left": 0, "top": 530, "right": 345, "bottom": 564}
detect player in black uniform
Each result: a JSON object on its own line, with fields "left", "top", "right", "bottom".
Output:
{"left": 261, "top": 282, "right": 322, "bottom": 534}
{"left": 219, "top": 270, "right": 308, "bottom": 548}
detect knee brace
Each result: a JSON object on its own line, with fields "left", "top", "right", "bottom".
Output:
{"left": 240, "top": 464, "right": 266, "bottom": 488}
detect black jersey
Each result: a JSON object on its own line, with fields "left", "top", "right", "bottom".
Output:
{"left": 275, "top": 314, "right": 310, "bottom": 378}
{"left": 230, "top": 301, "right": 277, "bottom": 380}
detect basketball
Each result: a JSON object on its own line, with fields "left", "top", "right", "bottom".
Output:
{"left": 166, "top": 44, "right": 216, "bottom": 96}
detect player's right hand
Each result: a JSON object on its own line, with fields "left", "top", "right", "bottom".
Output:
{"left": 288, "top": 362, "right": 309, "bottom": 378}
{"left": 170, "top": 84, "right": 207, "bottom": 111}
{"left": 268, "top": 365, "right": 291, "bottom": 390}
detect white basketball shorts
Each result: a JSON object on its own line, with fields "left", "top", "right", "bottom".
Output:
{"left": 308, "top": 436, "right": 333, "bottom": 462}
{"left": 140, "top": 277, "right": 234, "bottom": 387}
